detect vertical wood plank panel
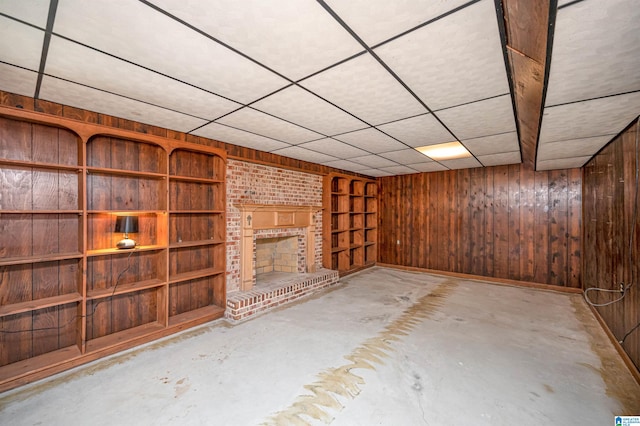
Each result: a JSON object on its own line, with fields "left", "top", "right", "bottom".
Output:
{"left": 533, "top": 171, "right": 549, "bottom": 283}
{"left": 520, "top": 167, "right": 536, "bottom": 281}
{"left": 485, "top": 168, "right": 495, "bottom": 277}
{"left": 494, "top": 166, "right": 509, "bottom": 279}
{"left": 508, "top": 164, "right": 521, "bottom": 279}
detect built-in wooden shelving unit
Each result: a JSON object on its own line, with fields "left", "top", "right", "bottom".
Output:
{"left": 0, "top": 106, "right": 226, "bottom": 392}
{"left": 322, "top": 172, "right": 378, "bottom": 275}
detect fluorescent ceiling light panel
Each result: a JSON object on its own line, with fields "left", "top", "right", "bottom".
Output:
{"left": 415, "top": 142, "right": 471, "bottom": 160}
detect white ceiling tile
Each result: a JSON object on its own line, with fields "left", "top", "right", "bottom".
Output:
{"left": 0, "top": 16, "right": 43, "bottom": 70}
{"left": 271, "top": 146, "right": 338, "bottom": 164}
{"left": 539, "top": 92, "right": 640, "bottom": 143}
{"left": 149, "top": 0, "right": 363, "bottom": 81}
{"left": 252, "top": 85, "right": 366, "bottom": 136}
{"left": 406, "top": 162, "right": 448, "bottom": 173}
{"left": 537, "top": 135, "right": 613, "bottom": 161}
{"left": 300, "top": 53, "right": 426, "bottom": 125}
{"left": 350, "top": 155, "right": 397, "bottom": 168}
{"left": 192, "top": 123, "right": 290, "bottom": 152}
{"left": 321, "top": 159, "right": 369, "bottom": 172}
{"left": 53, "top": 0, "right": 289, "bottom": 104}
{"left": 46, "top": 36, "right": 241, "bottom": 120}
{"left": 334, "top": 127, "right": 407, "bottom": 153}
{"left": 39, "top": 76, "right": 207, "bottom": 132}
{"left": 537, "top": 156, "right": 592, "bottom": 171}
{"left": 375, "top": 0, "right": 509, "bottom": 110}
{"left": 546, "top": 0, "right": 640, "bottom": 105}
{"left": 379, "top": 149, "right": 433, "bottom": 164}
{"left": 216, "top": 108, "right": 323, "bottom": 144}
{"left": 439, "top": 157, "right": 482, "bottom": 170}
{"left": 462, "top": 132, "right": 520, "bottom": 156}
{"left": 378, "top": 165, "right": 418, "bottom": 175}
{"left": 356, "top": 169, "right": 393, "bottom": 177}
{"left": 477, "top": 151, "right": 521, "bottom": 167}
{"left": 299, "top": 138, "right": 369, "bottom": 158}
{"left": 0, "top": 0, "right": 50, "bottom": 27}
{"left": 0, "top": 63, "right": 37, "bottom": 98}
{"left": 437, "top": 95, "right": 517, "bottom": 140}
{"left": 377, "top": 114, "right": 453, "bottom": 147}
{"left": 324, "top": 0, "right": 471, "bottom": 46}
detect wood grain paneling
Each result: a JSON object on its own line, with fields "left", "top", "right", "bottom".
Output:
{"left": 501, "top": 0, "right": 552, "bottom": 168}
{"left": 583, "top": 119, "right": 639, "bottom": 371}
{"left": 378, "top": 163, "right": 582, "bottom": 288}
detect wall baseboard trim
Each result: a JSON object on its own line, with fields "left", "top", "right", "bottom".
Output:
{"left": 376, "top": 263, "right": 583, "bottom": 294}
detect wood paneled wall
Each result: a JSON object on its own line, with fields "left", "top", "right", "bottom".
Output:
{"left": 0, "top": 90, "right": 368, "bottom": 179}
{"left": 378, "top": 163, "right": 582, "bottom": 287}
{"left": 583, "top": 119, "right": 639, "bottom": 371}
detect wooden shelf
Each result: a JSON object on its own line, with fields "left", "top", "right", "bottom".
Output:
{"left": 0, "top": 293, "right": 83, "bottom": 317}
{"left": 169, "top": 239, "right": 225, "bottom": 249}
{"left": 0, "top": 345, "right": 82, "bottom": 385}
{"left": 85, "top": 322, "right": 165, "bottom": 353}
{"left": 87, "top": 210, "right": 166, "bottom": 215}
{"left": 169, "top": 175, "right": 223, "bottom": 184}
{"left": 0, "top": 252, "right": 83, "bottom": 266}
{"left": 86, "top": 245, "right": 166, "bottom": 257}
{"left": 169, "top": 210, "right": 224, "bottom": 214}
{"left": 86, "top": 279, "right": 165, "bottom": 300}
{"left": 86, "top": 166, "right": 166, "bottom": 179}
{"left": 0, "top": 210, "right": 82, "bottom": 214}
{"left": 168, "top": 305, "right": 225, "bottom": 327}
{"left": 169, "top": 267, "right": 225, "bottom": 284}
{"left": 0, "top": 158, "right": 81, "bottom": 172}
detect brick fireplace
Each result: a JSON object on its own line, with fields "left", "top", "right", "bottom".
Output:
{"left": 235, "top": 204, "right": 321, "bottom": 291}
{"left": 226, "top": 203, "right": 339, "bottom": 321}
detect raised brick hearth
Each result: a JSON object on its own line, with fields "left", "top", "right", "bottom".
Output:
{"left": 225, "top": 268, "right": 339, "bottom": 321}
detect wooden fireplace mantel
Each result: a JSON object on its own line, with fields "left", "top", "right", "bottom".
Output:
{"left": 234, "top": 204, "right": 322, "bottom": 291}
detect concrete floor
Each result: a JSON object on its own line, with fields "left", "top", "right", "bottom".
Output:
{"left": 1, "top": 267, "right": 639, "bottom": 425}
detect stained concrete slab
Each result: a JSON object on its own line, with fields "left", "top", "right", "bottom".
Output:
{"left": 1, "top": 267, "right": 638, "bottom": 425}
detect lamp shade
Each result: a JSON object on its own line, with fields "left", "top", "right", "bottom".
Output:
{"left": 114, "top": 216, "right": 138, "bottom": 233}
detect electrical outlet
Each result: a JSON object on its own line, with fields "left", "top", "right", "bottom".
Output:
{"left": 396, "top": 240, "right": 400, "bottom": 245}
{"left": 619, "top": 283, "right": 625, "bottom": 293}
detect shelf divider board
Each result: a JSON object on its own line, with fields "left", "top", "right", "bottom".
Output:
{"left": 0, "top": 293, "right": 83, "bottom": 317}
{"left": 86, "top": 278, "right": 165, "bottom": 300}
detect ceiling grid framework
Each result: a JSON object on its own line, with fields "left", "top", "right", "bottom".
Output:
{"left": 0, "top": 0, "right": 638, "bottom": 176}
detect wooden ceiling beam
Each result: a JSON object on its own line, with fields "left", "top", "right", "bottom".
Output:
{"left": 501, "top": 0, "right": 555, "bottom": 170}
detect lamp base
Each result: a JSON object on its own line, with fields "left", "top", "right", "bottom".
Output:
{"left": 116, "top": 238, "right": 136, "bottom": 249}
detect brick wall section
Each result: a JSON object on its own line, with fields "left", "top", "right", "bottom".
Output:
{"left": 226, "top": 159, "right": 323, "bottom": 293}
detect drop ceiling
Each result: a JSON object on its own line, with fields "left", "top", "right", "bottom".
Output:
{"left": 0, "top": 0, "right": 638, "bottom": 176}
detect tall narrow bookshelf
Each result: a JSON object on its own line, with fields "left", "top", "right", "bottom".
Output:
{"left": 168, "top": 149, "right": 226, "bottom": 326}
{"left": 0, "top": 106, "right": 227, "bottom": 392}
{"left": 323, "top": 172, "right": 378, "bottom": 275}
